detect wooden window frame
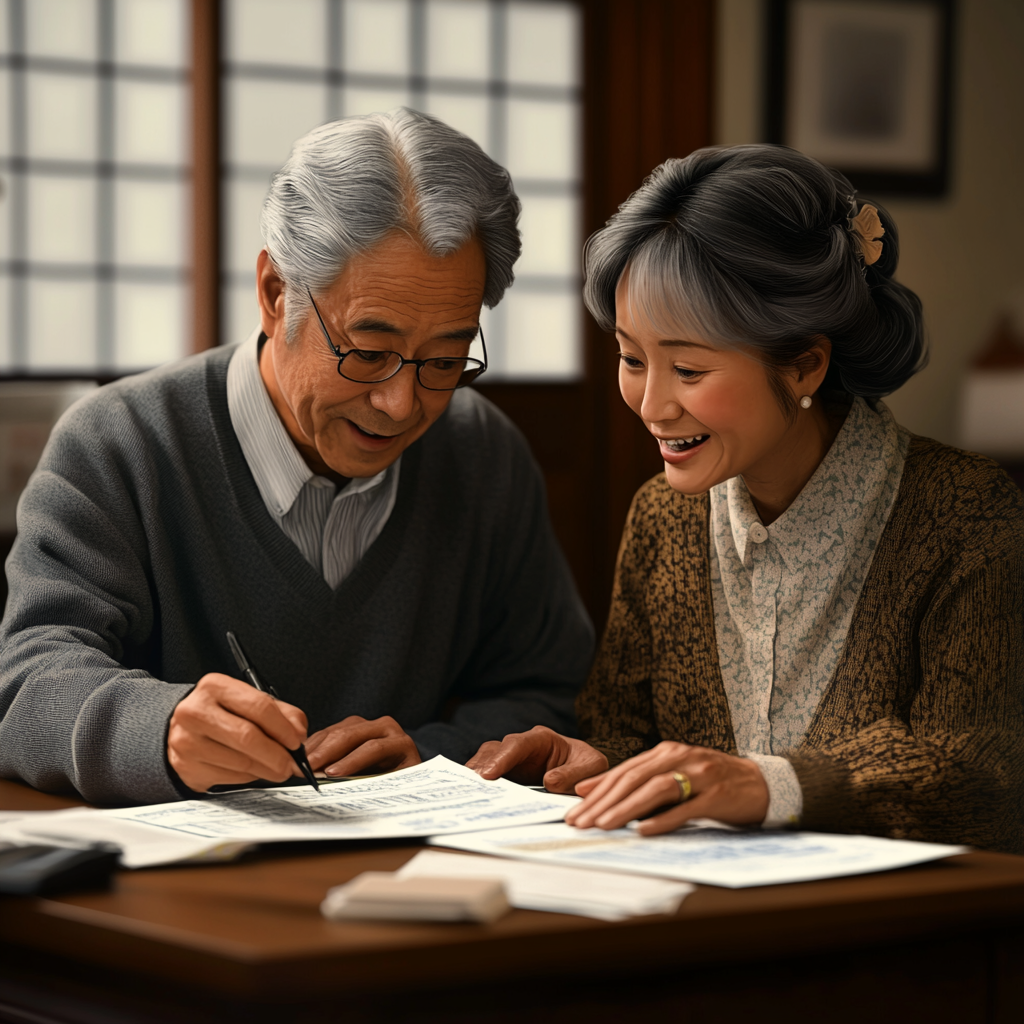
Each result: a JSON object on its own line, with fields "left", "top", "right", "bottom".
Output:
{"left": 1, "top": 0, "right": 713, "bottom": 625}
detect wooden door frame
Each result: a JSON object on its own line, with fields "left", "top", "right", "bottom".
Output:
{"left": 577, "top": 0, "right": 715, "bottom": 623}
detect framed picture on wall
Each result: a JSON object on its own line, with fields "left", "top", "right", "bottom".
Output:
{"left": 765, "top": 0, "right": 954, "bottom": 196}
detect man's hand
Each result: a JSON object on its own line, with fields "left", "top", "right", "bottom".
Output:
{"left": 168, "top": 673, "right": 308, "bottom": 793}
{"left": 305, "top": 716, "right": 421, "bottom": 777}
{"left": 564, "top": 741, "right": 770, "bottom": 835}
{"left": 466, "top": 725, "right": 609, "bottom": 793}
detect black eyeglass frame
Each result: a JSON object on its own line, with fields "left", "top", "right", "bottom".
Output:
{"left": 306, "top": 288, "right": 488, "bottom": 391}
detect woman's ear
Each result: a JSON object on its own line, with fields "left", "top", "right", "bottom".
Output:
{"left": 788, "top": 334, "right": 832, "bottom": 397}
{"left": 256, "top": 249, "right": 287, "bottom": 341}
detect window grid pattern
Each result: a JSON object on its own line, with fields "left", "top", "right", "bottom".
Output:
{"left": 223, "top": 0, "right": 582, "bottom": 381}
{"left": 0, "top": 0, "right": 189, "bottom": 373}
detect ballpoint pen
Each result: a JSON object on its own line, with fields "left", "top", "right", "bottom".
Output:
{"left": 226, "top": 630, "right": 320, "bottom": 792}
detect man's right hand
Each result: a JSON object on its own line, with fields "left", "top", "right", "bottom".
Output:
{"left": 466, "top": 725, "right": 609, "bottom": 794}
{"left": 167, "top": 674, "right": 309, "bottom": 793}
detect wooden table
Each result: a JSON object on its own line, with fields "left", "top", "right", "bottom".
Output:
{"left": 1, "top": 779, "right": 1022, "bottom": 1024}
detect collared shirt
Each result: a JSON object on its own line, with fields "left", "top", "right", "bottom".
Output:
{"left": 709, "top": 397, "right": 911, "bottom": 827}
{"left": 226, "top": 329, "right": 400, "bottom": 589}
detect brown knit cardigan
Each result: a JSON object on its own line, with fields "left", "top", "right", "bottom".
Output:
{"left": 577, "top": 437, "right": 1024, "bottom": 853}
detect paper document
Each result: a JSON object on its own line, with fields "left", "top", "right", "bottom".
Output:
{"left": 0, "top": 808, "right": 105, "bottom": 853}
{"left": 397, "top": 849, "right": 694, "bottom": 920}
{"left": 430, "top": 821, "right": 968, "bottom": 888}
{"left": 0, "top": 758, "right": 577, "bottom": 869}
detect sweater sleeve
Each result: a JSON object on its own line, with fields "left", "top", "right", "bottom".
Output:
{"left": 407, "top": 419, "right": 595, "bottom": 763}
{"left": 0, "top": 396, "right": 193, "bottom": 805}
{"left": 786, "top": 545, "right": 1024, "bottom": 852}
{"left": 575, "top": 486, "right": 662, "bottom": 767}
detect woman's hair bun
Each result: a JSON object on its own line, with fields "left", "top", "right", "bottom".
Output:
{"left": 583, "top": 144, "right": 928, "bottom": 399}
{"left": 837, "top": 198, "right": 925, "bottom": 397}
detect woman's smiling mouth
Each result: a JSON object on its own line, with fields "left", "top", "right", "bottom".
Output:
{"left": 662, "top": 434, "right": 709, "bottom": 452}
{"left": 657, "top": 434, "right": 710, "bottom": 462}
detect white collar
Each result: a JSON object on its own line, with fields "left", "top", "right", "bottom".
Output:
{"left": 719, "top": 397, "right": 904, "bottom": 567}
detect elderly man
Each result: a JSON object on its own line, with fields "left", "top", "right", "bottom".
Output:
{"left": 0, "top": 109, "right": 593, "bottom": 805}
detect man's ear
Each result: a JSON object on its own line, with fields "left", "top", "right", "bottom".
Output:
{"left": 256, "top": 249, "right": 287, "bottom": 341}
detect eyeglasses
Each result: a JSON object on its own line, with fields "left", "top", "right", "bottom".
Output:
{"left": 307, "top": 289, "right": 488, "bottom": 391}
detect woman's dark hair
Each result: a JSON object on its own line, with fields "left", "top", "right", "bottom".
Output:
{"left": 583, "top": 144, "right": 927, "bottom": 407}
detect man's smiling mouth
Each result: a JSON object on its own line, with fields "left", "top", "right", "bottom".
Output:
{"left": 351, "top": 422, "right": 401, "bottom": 440}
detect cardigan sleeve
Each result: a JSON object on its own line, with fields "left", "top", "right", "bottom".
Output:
{"left": 786, "top": 523, "right": 1024, "bottom": 853}
{"left": 576, "top": 485, "right": 662, "bottom": 766}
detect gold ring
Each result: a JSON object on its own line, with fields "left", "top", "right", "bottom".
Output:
{"left": 672, "top": 772, "right": 692, "bottom": 803}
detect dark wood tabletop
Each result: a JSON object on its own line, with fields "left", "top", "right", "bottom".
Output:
{"left": 2, "top": 777, "right": 1023, "bottom": 1024}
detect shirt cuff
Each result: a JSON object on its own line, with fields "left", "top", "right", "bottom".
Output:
{"left": 746, "top": 754, "right": 803, "bottom": 828}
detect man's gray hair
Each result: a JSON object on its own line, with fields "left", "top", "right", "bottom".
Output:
{"left": 261, "top": 107, "right": 522, "bottom": 340}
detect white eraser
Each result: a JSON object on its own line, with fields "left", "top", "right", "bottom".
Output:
{"left": 321, "top": 872, "right": 510, "bottom": 923}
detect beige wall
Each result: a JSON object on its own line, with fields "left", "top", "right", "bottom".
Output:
{"left": 715, "top": 0, "right": 1024, "bottom": 445}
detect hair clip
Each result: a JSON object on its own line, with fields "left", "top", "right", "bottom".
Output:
{"left": 851, "top": 204, "right": 885, "bottom": 266}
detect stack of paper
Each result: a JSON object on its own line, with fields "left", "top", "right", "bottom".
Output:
{"left": 0, "top": 761, "right": 969, "bottom": 891}
{"left": 0, "top": 758, "right": 577, "bottom": 868}
{"left": 396, "top": 849, "right": 694, "bottom": 920}
{"left": 0, "top": 808, "right": 105, "bottom": 854}
{"left": 431, "top": 821, "right": 968, "bottom": 888}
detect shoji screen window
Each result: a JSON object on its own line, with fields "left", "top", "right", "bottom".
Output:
{"left": 0, "top": 0, "right": 189, "bottom": 373}
{"left": 223, "top": 0, "right": 581, "bottom": 381}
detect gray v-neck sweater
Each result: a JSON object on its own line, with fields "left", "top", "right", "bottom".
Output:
{"left": 0, "top": 346, "right": 594, "bottom": 805}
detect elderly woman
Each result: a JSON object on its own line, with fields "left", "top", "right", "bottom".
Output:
{"left": 469, "top": 144, "right": 1024, "bottom": 852}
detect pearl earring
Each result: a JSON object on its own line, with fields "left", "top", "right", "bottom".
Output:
{"left": 799, "top": 396, "right": 813, "bottom": 409}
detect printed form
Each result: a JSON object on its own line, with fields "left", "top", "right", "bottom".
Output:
{"left": 0, "top": 758, "right": 577, "bottom": 868}
{"left": 431, "top": 821, "right": 968, "bottom": 888}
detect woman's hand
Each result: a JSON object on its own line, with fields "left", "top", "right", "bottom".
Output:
{"left": 565, "top": 740, "right": 769, "bottom": 835}
{"left": 466, "top": 726, "right": 609, "bottom": 794}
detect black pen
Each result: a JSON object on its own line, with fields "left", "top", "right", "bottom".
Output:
{"left": 226, "top": 630, "right": 320, "bottom": 793}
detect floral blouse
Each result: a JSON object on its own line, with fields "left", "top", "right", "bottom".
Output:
{"left": 709, "top": 397, "right": 911, "bottom": 826}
